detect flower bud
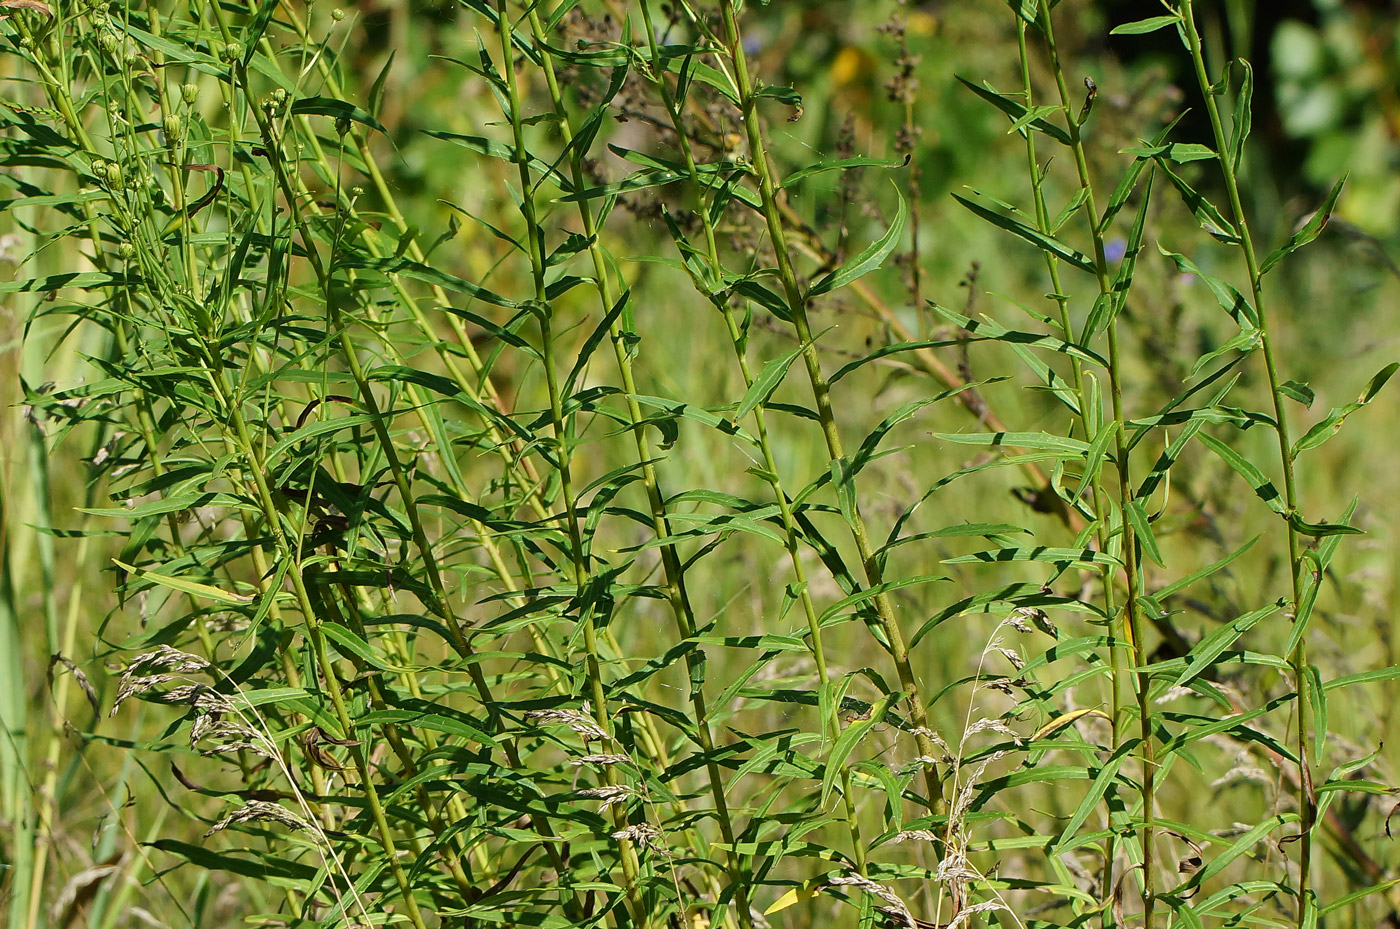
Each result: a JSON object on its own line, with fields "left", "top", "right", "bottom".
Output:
{"left": 181, "top": 83, "right": 199, "bottom": 105}
{"left": 331, "top": 8, "right": 344, "bottom": 20}
{"left": 117, "top": 242, "right": 135, "bottom": 260}
{"left": 163, "top": 114, "right": 182, "bottom": 141}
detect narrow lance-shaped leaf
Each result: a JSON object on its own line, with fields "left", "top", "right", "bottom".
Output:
{"left": 953, "top": 192, "right": 1097, "bottom": 274}
{"left": 1110, "top": 14, "right": 1183, "bottom": 35}
{"left": 956, "top": 76, "right": 1072, "bottom": 145}
{"left": 1230, "top": 59, "right": 1253, "bottom": 171}
{"left": 1293, "top": 361, "right": 1398, "bottom": 455}
{"left": 1260, "top": 175, "right": 1346, "bottom": 275}
{"left": 807, "top": 186, "right": 907, "bottom": 299}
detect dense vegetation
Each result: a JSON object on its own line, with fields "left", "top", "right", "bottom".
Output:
{"left": 4, "top": 1, "right": 1400, "bottom": 928}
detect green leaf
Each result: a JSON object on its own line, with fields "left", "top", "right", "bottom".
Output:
{"left": 735, "top": 342, "right": 806, "bottom": 420}
{"left": 289, "top": 96, "right": 388, "bottom": 135}
{"left": 1120, "top": 142, "right": 1216, "bottom": 163}
{"left": 1293, "top": 362, "right": 1399, "bottom": 455}
{"left": 807, "top": 188, "right": 906, "bottom": 299}
{"left": 953, "top": 192, "right": 1097, "bottom": 274}
{"left": 318, "top": 622, "right": 414, "bottom": 673}
{"left": 781, "top": 156, "right": 903, "bottom": 189}
{"left": 114, "top": 560, "right": 254, "bottom": 605}
{"left": 822, "top": 693, "right": 896, "bottom": 808}
{"left": 956, "top": 77, "right": 1071, "bottom": 145}
{"left": 944, "top": 546, "right": 1123, "bottom": 569}
{"left": 1173, "top": 600, "right": 1283, "bottom": 687}
{"left": 1157, "top": 246, "right": 1257, "bottom": 328}
{"left": 1198, "top": 434, "right": 1286, "bottom": 515}
{"left": 333, "top": 254, "right": 519, "bottom": 307}
{"left": 1157, "top": 160, "right": 1240, "bottom": 243}
{"left": 1049, "top": 739, "right": 1140, "bottom": 853}
{"left": 829, "top": 457, "right": 859, "bottom": 526}
{"left": 1260, "top": 176, "right": 1345, "bottom": 275}
{"left": 1125, "top": 499, "right": 1164, "bottom": 568}
{"left": 933, "top": 431, "right": 1089, "bottom": 456}
{"left": 1230, "top": 59, "right": 1253, "bottom": 171}
{"left": 1280, "top": 380, "right": 1315, "bottom": 407}
{"left": 1111, "top": 15, "right": 1182, "bottom": 35}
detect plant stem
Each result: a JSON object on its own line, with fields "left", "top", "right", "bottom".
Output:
{"left": 1035, "top": 1, "right": 1154, "bottom": 920}
{"left": 494, "top": 3, "right": 647, "bottom": 922}
{"left": 636, "top": 0, "right": 869, "bottom": 878}
{"left": 1015, "top": 17, "right": 1124, "bottom": 920}
{"left": 1177, "top": 3, "right": 1313, "bottom": 922}
{"left": 716, "top": 0, "right": 945, "bottom": 812}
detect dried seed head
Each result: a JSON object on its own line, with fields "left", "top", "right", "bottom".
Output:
{"left": 995, "top": 647, "right": 1025, "bottom": 670}
{"left": 205, "top": 800, "right": 311, "bottom": 837}
{"left": 946, "top": 900, "right": 1008, "bottom": 929}
{"left": 526, "top": 704, "right": 609, "bottom": 742}
{"left": 193, "top": 717, "right": 271, "bottom": 757}
{"left": 828, "top": 873, "right": 914, "bottom": 928}
{"left": 48, "top": 654, "right": 101, "bottom": 717}
{"left": 578, "top": 785, "right": 634, "bottom": 812}
{"left": 111, "top": 646, "right": 209, "bottom": 715}
{"left": 570, "top": 753, "right": 629, "bottom": 767}
{"left": 893, "top": 829, "right": 940, "bottom": 843}
{"left": 49, "top": 862, "right": 121, "bottom": 928}
{"left": 611, "top": 822, "right": 666, "bottom": 853}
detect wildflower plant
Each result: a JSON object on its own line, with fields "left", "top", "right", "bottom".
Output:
{"left": 2, "top": 1, "right": 1399, "bottom": 928}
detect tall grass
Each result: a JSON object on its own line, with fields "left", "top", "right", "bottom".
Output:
{"left": 3, "top": 1, "right": 1400, "bottom": 928}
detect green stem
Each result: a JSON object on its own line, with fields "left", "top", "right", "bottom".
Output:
{"left": 716, "top": 0, "right": 945, "bottom": 812}
{"left": 1177, "top": 4, "right": 1312, "bottom": 923}
{"left": 521, "top": 4, "right": 759, "bottom": 924}
{"left": 637, "top": 0, "right": 869, "bottom": 879}
{"left": 1035, "top": 1, "right": 1154, "bottom": 920}
{"left": 1015, "top": 18, "right": 1124, "bottom": 921}
{"left": 494, "top": 4, "right": 646, "bottom": 922}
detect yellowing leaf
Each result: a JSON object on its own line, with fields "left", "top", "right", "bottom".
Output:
{"left": 764, "top": 883, "right": 823, "bottom": 916}
{"left": 1032, "top": 708, "right": 1110, "bottom": 742}
{"left": 115, "top": 559, "right": 254, "bottom": 605}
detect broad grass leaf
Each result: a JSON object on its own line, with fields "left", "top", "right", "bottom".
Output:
{"left": 807, "top": 187, "right": 907, "bottom": 299}
{"left": 147, "top": 840, "right": 318, "bottom": 887}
